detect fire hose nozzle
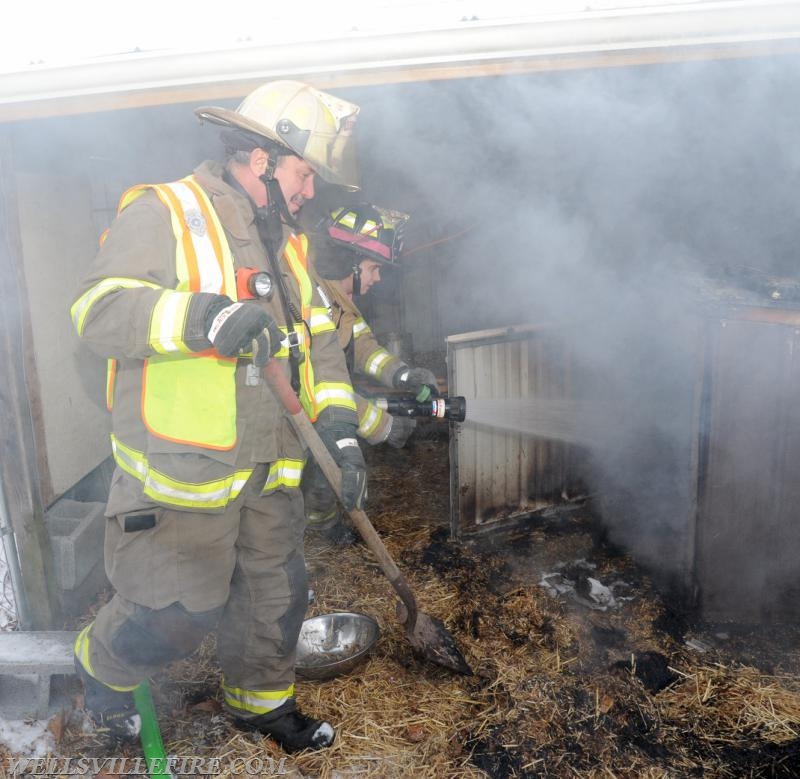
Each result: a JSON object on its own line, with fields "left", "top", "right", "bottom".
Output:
{"left": 376, "top": 395, "right": 467, "bottom": 422}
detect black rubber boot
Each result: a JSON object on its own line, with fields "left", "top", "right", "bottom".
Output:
{"left": 236, "top": 699, "right": 335, "bottom": 753}
{"left": 303, "top": 459, "right": 357, "bottom": 547}
{"left": 306, "top": 508, "right": 357, "bottom": 547}
{"left": 319, "top": 516, "right": 357, "bottom": 547}
{"left": 74, "top": 657, "right": 142, "bottom": 740}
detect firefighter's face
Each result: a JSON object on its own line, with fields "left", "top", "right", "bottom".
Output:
{"left": 358, "top": 260, "right": 382, "bottom": 294}
{"left": 274, "top": 155, "right": 316, "bottom": 215}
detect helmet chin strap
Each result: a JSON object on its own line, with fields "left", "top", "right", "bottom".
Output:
{"left": 351, "top": 264, "right": 362, "bottom": 298}
{"left": 259, "top": 175, "right": 302, "bottom": 249}
{"left": 221, "top": 167, "right": 300, "bottom": 256}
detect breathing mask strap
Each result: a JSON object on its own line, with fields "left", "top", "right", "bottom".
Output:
{"left": 351, "top": 264, "right": 362, "bottom": 298}
{"left": 222, "top": 168, "right": 305, "bottom": 394}
{"left": 259, "top": 180, "right": 306, "bottom": 394}
{"left": 262, "top": 238, "right": 305, "bottom": 396}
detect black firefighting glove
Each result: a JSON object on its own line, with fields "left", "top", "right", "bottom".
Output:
{"left": 385, "top": 415, "right": 416, "bottom": 449}
{"left": 194, "top": 293, "right": 283, "bottom": 362}
{"left": 393, "top": 366, "right": 439, "bottom": 402}
{"left": 315, "top": 408, "right": 367, "bottom": 511}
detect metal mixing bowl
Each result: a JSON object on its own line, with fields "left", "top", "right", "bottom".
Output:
{"left": 296, "top": 612, "right": 380, "bottom": 680}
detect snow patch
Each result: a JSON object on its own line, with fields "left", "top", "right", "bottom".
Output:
{"left": 0, "top": 716, "right": 54, "bottom": 757}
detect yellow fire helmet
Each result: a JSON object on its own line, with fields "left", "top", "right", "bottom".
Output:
{"left": 195, "top": 80, "right": 361, "bottom": 191}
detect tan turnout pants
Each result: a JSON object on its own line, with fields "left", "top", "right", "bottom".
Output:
{"left": 84, "top": 464, "right": 308, "bottom": 714}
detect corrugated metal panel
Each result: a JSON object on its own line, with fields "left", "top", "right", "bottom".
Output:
{"left": 447, "top": 308, "right": 800, "bottom": 621}
{"left": 696, "top": 308, "right": 800, "bottom": 622}
{"left": 447, "top": 324, "right": 582, "bottom": 538}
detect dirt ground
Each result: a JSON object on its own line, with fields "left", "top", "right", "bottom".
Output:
{"left": 21, "top": 425, "right": 800, "bottom": 778}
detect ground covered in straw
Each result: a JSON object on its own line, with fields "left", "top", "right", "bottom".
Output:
{"left": 16, "top": 427, "right": 800, "bottom": 777}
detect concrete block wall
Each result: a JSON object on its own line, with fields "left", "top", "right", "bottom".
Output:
{"left": 45, "top": 499, "right": 108, "bottom": 618}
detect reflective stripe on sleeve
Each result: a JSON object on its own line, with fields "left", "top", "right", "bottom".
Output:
{"left": 352, "top": 318, "right": 372, "bottom": 338}
{"left": 364, "top": 348, "right": 394, "bottom": 378}
{"left": 358, "top": 403, "right": 384, "bottom": 438}
{"left": 149, "top": 290, "right": 194, "bottom": 354}
{"left": 71, "top": 277, "right": 161, "bottom": 335}
{"left": 309, "top": 307, "right": 336, "bottom": 335}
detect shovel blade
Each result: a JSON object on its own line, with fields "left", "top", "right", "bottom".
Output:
{"left": 406, "top": 611, "right": 473, "bottom": 675}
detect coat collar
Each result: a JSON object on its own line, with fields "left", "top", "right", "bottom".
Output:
{"left": 193, "top": 160, "right": 254, "bottom": 242}
{"left": 193, "top": 160, "right": 295, "bottom": 253}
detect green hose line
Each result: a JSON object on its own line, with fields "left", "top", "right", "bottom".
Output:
{"left": 133, "top": 681, "right": 174, "bottom": 779}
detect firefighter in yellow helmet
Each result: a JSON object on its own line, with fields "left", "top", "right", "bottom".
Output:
{"left": 70, "top": 80, "right": 364, "bottom": 752}
{"left": 304, "top": 203, "right": 438, "bottom": 545}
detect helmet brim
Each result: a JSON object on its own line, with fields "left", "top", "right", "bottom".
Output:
{"left": 327, "top": 225, "right": 398, "bottom": 265}
{"left": 195, "top": 105, "right": 285, "bottom": 149}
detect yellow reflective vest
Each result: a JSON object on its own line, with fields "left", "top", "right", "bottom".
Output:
{"left": 86, "top": 176, "right": 323, "bottom": 450}
{"left": 123, "top": 177, "right": 240, "bottom": 450}
{"left": 70, "top": 163, "right": 355, "bottom": 511}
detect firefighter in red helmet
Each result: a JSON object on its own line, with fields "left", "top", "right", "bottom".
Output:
{"left": 305, "top": 203, "right": 438, "bottom": 544}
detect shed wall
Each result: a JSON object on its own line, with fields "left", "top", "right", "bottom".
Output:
{"left": 16, "top": 171, "right": 108, "bottom": 499}
{"left": 447, "top": 325, "right": 585, "bottom": 537}
{"left": 697, "top": 314, "right": 800, "bottom": 622}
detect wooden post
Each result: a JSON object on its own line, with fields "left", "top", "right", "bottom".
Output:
{"left": 0, "top": 128, "right": 60, "bottom": 629}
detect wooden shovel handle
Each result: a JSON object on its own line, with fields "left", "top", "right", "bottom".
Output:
{"left": 263, "top": 360, "right": 419, "bottom": 626}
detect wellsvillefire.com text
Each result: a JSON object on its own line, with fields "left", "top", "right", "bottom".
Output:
{"left": 6, "top": 756, "right": 289, "bottom": 776}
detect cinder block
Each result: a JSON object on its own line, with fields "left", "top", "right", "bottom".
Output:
{"left": 58, "top": 558, "right": 109, "bottom": 620}
{"left": 0, "top": 674, "right": 53, "bottom": 720}
{"left": 0, "top": 631, "right": 77, "bottom": 676}
{"left": 0, "top": 631, "right": 79, "bottom": 720}
{"left": 46, "top": 500, "right": 106, "bottom": 591}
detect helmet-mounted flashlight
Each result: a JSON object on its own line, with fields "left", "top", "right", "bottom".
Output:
{"left": 236, "top": 267, "right": 274, "bottom": 301}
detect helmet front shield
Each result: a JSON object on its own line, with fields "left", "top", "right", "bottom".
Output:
{"left": 286, "top": 89, "right": 360, "bottom": 191}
